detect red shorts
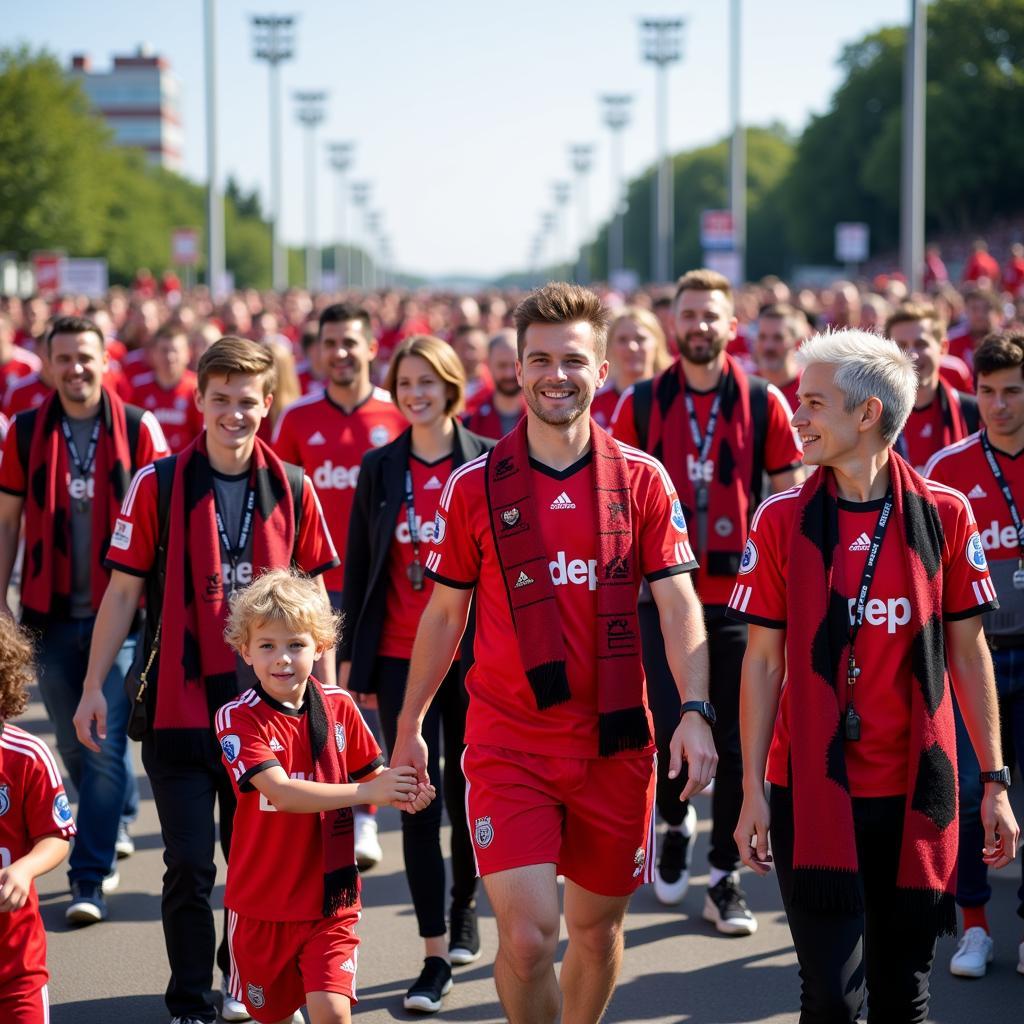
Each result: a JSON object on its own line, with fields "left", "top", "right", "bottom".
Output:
{"left": 0, "top": 978, "right": 48, "bottom": 1024}
{"left": 227, "top": 908, "right": 360, "bottom": 1023}
{"left": 462, "top": 744, "right": 656, "bottom": 897}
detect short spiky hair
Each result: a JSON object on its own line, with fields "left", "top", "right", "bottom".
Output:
{"left": 45, "top": 314, "right": 104, "bottom": 352}
{"left": 513, "top": 282, "right": 610, "bottom": 361}
{"left": 673, "top": 268, "right": 733, "bottom": 304}
{"left": 0, "top": 617, "right": 35, "bottom": 721}
{"left": 974, "top": 331, "right": 1024, "bottom": 380}
{"left": 318, "top": 302, "right": 373, "bottom": 340}
{"left": 197, "top": 336, "right": 276, "bottom": 397}
{"left": 224, "top": 568, "right": 340, "bottom": 653}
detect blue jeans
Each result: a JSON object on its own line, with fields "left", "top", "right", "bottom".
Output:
{"left": 954, "top": 646, "right": 1024, "bottom": 918}
{"left": 35, "top": 617, "right": 138, "bottom": 886}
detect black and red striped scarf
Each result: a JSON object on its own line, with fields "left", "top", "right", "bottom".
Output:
{"left": 485, "top": 418, "right": 649, "bottom": 756}
{"left": 646, "top": 353, "right": 753, "bottom": 574}
{"left": 786, "top": 451, "right": 957, "bottom": 935}
{"left": 154, "top": 433, "right": 296, "bottom": 735}
{"left": 20, "top": 387, "right": 133, "bottom": 619}
{"left": 306, "top": 677, "right": 360, "bottom": 915}
{"left": 897, "top": 377, "right": 974, "bottom": 459}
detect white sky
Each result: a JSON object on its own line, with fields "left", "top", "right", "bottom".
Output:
{"left": 10, "top": 1, "right": 904, "bottom": 280}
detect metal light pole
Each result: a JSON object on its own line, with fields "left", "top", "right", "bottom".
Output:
{"left": 601, "top": 94, "right": 632, "bottom": 282}
{"left": 351, "top": 181, "right": 371, "bottom": 291}
{"left": 552, "top": 181, "right": 571, "bottom": 280}
{"left": 294, "top": 90, "right": 327, "bottom": 292}
{"left": 569, "top": 144, "right": 594, "bottom": 284}
{"left": 251, "top": 14, "right": 294, "bottom": 291}
{"left": 365, "top": 211, "right": 382, "bottom": 292}
{"left": 901, "top": 0, "right": 927, "bottom": 291}
{"left": 328, "top": 141, "right": 354, "bottom": 290}
{"left": 729, "top": 0, "right": 746, "bottom": 284}
{"left": 204, "top": 0, "right": 225, "bottom": 297}
{"left": 640, "top": 18, "right": 685, "bottom": 284}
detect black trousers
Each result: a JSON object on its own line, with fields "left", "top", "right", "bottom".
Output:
{"left": 142, "top": 733, "right": 236, "bottom": 1024}
{"left": 642, "top": 600, "right": 745, "bottom": 871}
{"left": 375, "top": 656, "right": 477, "bottom": 938}
{"left": 771, "top": 786, "right": 938, "bottom": 1024}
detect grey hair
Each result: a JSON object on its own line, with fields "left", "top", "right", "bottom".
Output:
{"left": 796, "top": 328, "right": 916, "bottom": 446}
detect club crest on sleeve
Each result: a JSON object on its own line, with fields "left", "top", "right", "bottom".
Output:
{"left": 0, "top": 784, "right": 9, "bottom": 816}
{"left": 739, "top": 538, "right": 758, "bottom": 575}
{"left": 369, "top": 425, "right": 390, "bottom": 447}
{"left": 335, "top": 722, "right": 346, "bottom": 753}
{"left": 670, "top": 499, "right": 687, "bottom": 533}
{"left": 52, "top": 793, "right": 73, "bottom": 827}
{"left": 474, "top": 815, "right": 494, "bottom": 848}
{"left": 220, "top": 734, "right": 241, "bottom": 763}
{"left": 432, "top": 511, "right": 447, "bottom": 545}
{"left": 110, "top": 517, "right": 133, "bottom": 550}
{"left": 966, "top": 532, "right": 988, "bottom": 572}
{"left": 246, "top": 983, "right": 266, "bottom": 1009}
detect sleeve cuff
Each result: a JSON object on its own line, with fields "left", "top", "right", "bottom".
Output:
{"left": 946, "top": 600, "right": 999, "bottom": 622}
{"left": 645, "top": 560, "right": 699, "bottom": 583}
{"left": 0, "top": 484, "right": 26, "bottom": 497}
{"left": 424, "top": 568, "right": 476, "bottom": 590}
{"left": 349, "top": 754, "right": 385, "bottom": 780}
{"left": 103, "top": 559, "right": 150, "bottom": 577}
{"left": 303, "top": 557, "right": 341, "bottom": 579}
{"left": 237, "top": 758, "right": 281, "bottom": 792}
{"left": 726, "top": 607, "right": 786, "bottom": 629}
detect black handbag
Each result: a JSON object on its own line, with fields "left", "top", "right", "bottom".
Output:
{"left": 125, "top": 621, "right": 161, "bottom": 742}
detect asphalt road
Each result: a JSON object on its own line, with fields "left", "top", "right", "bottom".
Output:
{"left": 21, "top": 688, "right": 1023, "bottom": 1024}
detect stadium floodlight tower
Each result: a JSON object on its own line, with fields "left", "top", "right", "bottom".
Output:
{"left": 640, "top": 17, "right": 685, "bottom": 284}
{"left": 328, "top": 141, "right": 354, "bottom": 290}
{"left": 601, "top": 94, "right": 633, "bottom": 281}
{"left": 552, "top": 181, "right": 572, "bottom": 280}
{"left": 294, "top": 90, "right": 327, "bottom": 292}
{"left": 251, "top": 14, "right": 295, "bottom": 290}
{"left": 350, "top": 181, "right": 372, "bottom": 291}
{"left": 365, "top": 210, "right": 383, "bottom": 291}
{"left": 569, "top": 144, "right": 595, "bottom": 283}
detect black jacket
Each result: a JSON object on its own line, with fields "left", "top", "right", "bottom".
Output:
{"left": 340, "top": 419, "right": 494, "bottom": 693}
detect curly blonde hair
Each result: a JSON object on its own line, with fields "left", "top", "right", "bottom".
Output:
{"left": 223, "top": 569, "right": 340, "bottom": 653}
{"left": 0, "top": 617, "right": 35, "bottom": 721}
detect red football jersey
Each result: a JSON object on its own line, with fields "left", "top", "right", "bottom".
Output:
{"left": 215, "top": 684, "right": 383, "bottom": 921}
{"left": 939, "top": 354, "right": 974, "bottom": 394}
{"left": 926, "top": 432, "right": 1024, "bottom": 639}
{"left": 106, "top": 463, "right": 338, "bottom": 588}
{"left": 379, "top": 454, "right": 454, "bottom": 659}
{"left": 900, "top": 400, "right": 949, "bottom": 472}
{"left": 271, "top": 389, "right": 406, "bottom": 591}
{"left": 128, "top": 370, "right": 203, "bottom": 453}
{"left": 425, "top": 442, "right": 698, "bottom": 758}
{"left": 727, "top": 481, "right": 997, "bottom": 796}
{"left": 0, "top": 725, "right": 76, "bottom": 986}
{"left": 947, "top": 327, "right": 979, "bottom": 370}
{"left": 609, "top": 369, "right": 802, "bottom": 604}
{"left": 1, "top": 348, "right": 41, "bottom": 399}
{"left": 589, "top": 384, "right": 622, "bottom": 430}
{"left": 2, "top": 373, "right": 50, "bottom": 418}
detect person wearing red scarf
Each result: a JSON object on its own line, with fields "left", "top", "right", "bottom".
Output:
{"left": 732, "top": 328, "right": 1019, "bottom": 1023}
{"left": 73, "top": 338, "right": 339, "bottom": 1024}
{"left": 392, "top": 283, "right": 714, "bottom": 1024}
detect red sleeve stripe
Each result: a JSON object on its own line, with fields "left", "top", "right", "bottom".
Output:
{"left": 616, "top": 441, "right": 676, "bottom": 496}
{"left": 140, "top": 410, "right": 168, "bottom": 452}
{"left": 765, "top": 382, "right": 796, "bottom": 419}
{"left": 1, "top": 727, "right": 62, "bottom": 789}
{"left": 674, "top": 540, "right": 695, "bottom": 565}
{"left": 973, "top": 578, "right": 997, "bottom": 605}
{"left": 426, "top": 550, "right": 442, "bottom": 572}
{"left": 728, "top": 583, "right": 754, "bottom": 613}
{"left": 304, "top": 476, "right": 338, "bottom": 558}
{"left": 215, "top": 689, "right": 259, "bottom": 732}
{"left": 336, "top": 687, "right": 374, "bottom": 732}
{"left": 926, "top": 481, "right": 977, "bottom": 524}
{"left": 439, "top": 452, "right": 488, "bottom": 511}
{"left": 121, "top": 464, "right": 156, "bottom": 516}
{"left": 271, "top": 392, "right": 321, "bottom": 444}
{"left": 750, "top": 486, "right": 801, "bottom": 532}
{"left": 923, "top": 433, "right": 980, "bottom": 479}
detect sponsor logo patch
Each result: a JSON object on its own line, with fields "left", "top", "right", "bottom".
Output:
{"left": 246, "top": 983, "right": 266, "bottom": 1009}
{"left": 550, "top": 491, "right": 576, "bottom": 510}
{"left": 308, "top": 430, "right": 326, "bottom": 446}
{"left": 0, "top": 784, "right": 9, "bottom": 817}
{"left": 632, "top": 846, "right": 646, "bottom": 878}
{"left": 52, "top": 793, "right": 73, "bottom": 828}
{"left": 967, "top": 532, "right": 988, "bottom": 572}
{"left": 432, "top": 512, "right": 447, "bottom": 545}
{"left": 335, "top": 722, "right": 346, "bottom": 753}
{"left": 849, "top": 532, "right": 872, "bottom": 552}
{"left": 220, "top": 734, "right": 241, "bottom": 763}
{"left": 514, "top": 570, "right": 534, "bottom": 588}
{"left": 670, "top": 499, "right": 687, "bottom": 533}
{"left": 502, "top": 507, "right": 520, "bottom": 527}
{"left": 967, "top": 484, "right": 987, "bottom": 500}
{"left": 110, "top": 518, "right": 133, "bottom": 551}
{"left": 269, "top": 737, "right": 284, "bottom": 752}
{"left": 738, "top": 538, "right": 758, "bottom": 575}
{"left": 474, "top": 816, "right": 494, "bottom": 848}
{"left": 369, "top": 425, "right": 390, "bottom": 447}
{"left": 340, "top": 958, "right": 356, "bottom": 974}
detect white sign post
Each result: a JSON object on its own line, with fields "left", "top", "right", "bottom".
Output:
{"left": 835, "top": 222, "right": 870, "bottom": 274}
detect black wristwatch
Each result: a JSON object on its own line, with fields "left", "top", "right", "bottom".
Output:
{"left": 680, "top": 700, "right": 717, "bottom": 727}
{"left": 980, "top": 767, "right": 1012, "bottom": 788}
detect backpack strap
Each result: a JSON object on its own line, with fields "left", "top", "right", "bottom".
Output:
{"left": 14, "top": 408, "right": 37, "bottom": 479}
{"left": 124, "top": 405, "right": 145, "bottom": 471}
{"left": 284, "top": 461, "right": 305, "bottom": 534}
{"left": 958, "top": 391, "right": 981, "bottom": 435}
{"left": 748, "top": 377, "right": 771, "bottom": 506}
{"left": 631, "top": 378, "right": 654, "bottom": 453}
{"left": 145, "top": 455, "right": 178, "bottom": 633}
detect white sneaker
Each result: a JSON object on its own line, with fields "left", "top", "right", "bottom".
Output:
{"left": 653, "top": 804, "right": 697, "bottom": 906}
{"left": 949, "top": 926, "right": 994, "bottom": 978}
{"left": 220, "top": 976, "right": 252, "bottom": 1021}
{"left": 101, "top": 869, "right": 120, "bottom": 894}
{"left": 354, "top": 811, "right": 383, "bottom": 870}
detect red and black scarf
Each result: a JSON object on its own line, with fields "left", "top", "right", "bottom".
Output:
{"left": 898, "top": 377, "right": 974, "bottom": 458}
{"left": 20, "top": 387, "right": 133, "bottom": 619}
{"left": 646, "top": 354, "right": 753, "bottom": 574}
{"left": 154, "top": 433, "right": 296, "bottom": 735}
{"left": 786, "top": 451, "right": 957, "bottom": 935}
{"left": 485, "top": 419, "right": 649, "bottom": 756}
{"left": 306, "top": 677, "right": 360, "bottom": 915}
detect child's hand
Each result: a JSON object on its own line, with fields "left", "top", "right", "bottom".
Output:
{"left": 0, "top": 862, "right": 33, "bottom": 912}
{"left": 405, "top": 781, "right": 437, "bottom": 814}
{"left": 359, "top": 766, "right": 420, "bottom": 808}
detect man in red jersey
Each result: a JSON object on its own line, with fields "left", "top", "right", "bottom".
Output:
{"left": 272, "top": 303, "right": 405, "bottom": 870}
{"left": 948, "top": 288, "right": 1004, "bottom": 370}
{"left": 610, "top": 269, "right": 802, "bottom": 934}
{"left": 963, "top": 238, "right": 1000, "bottom": 284}
{"left": 463, "top": 330, "right": 524, "bottom": 439}
{"left": 752, "top": 303, "right": 804, "bottom": 411}
{"left": 733, "top": 328, "right": 1018, "bottom": 1023}
{"left": 2, "top": 369, "right": 51, "bottom": 420}
{"left": 393, "top": 282, "right": 715, "bottom": 1024}
{"left": 452, "top": 325, "right": 494, "bottom": 411}
{"left": 925, "top": 331, "right": 1024, "bottom": 980}
{"left": 885, "top": 303, "right": 979, "bottom": 472}
{"left": 128, "top": 323, "right": 203, "bottom": 453}
{"left": 0, "top": 313, "right": 41, "bottom": 398}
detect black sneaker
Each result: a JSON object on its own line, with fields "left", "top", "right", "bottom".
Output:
{"left": 403, "top": 956, "right": 453, "bottom": 1013}
{"left": 449, "top": 903, "right": 481, "bottom": 965}
{"left": 65, "top": 881, "right": 108, "bottom": 926}
{"left": 702, "top": 873, "right": 758, "bottom": 936}
{"left": 653, "top": 804, "right": 697, "bottom": 906}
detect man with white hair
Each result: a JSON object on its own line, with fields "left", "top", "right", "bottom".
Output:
{"left": 731, "top": 328, "right": 1019, "bottom": 1022}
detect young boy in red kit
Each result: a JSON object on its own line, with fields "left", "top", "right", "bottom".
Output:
{"left": 0, "top": 616, "right": 77, "bottom": 1023}
{"left": 217, "top": 569, "right": 434, "bottom": 1024}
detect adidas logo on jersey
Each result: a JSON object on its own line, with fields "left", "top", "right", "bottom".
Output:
{"left": 968, "top": 484, "right": 987, "bottom": 500}
{"left": 308, "top": 430, "right": 327, "bottom": 445}
{"left": 849, "top": 532, "right": 872, "bottom": 552}
{"left": 424, "top": 475, "right": 442, "bottom": 490}
{"left": 514, "top": 570, "right": 534, "bottom": 588}
{"left": 550, "top": 491, "right": 576, "bottom": 510}
{"left": 340, "top": 958, "right": 356, "bottom": 974}
{"left": 269, "top": 737, "right": 284, "bottom": 752}
{"left": 920, "top": 423, "right": 933, "bottom": 438}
